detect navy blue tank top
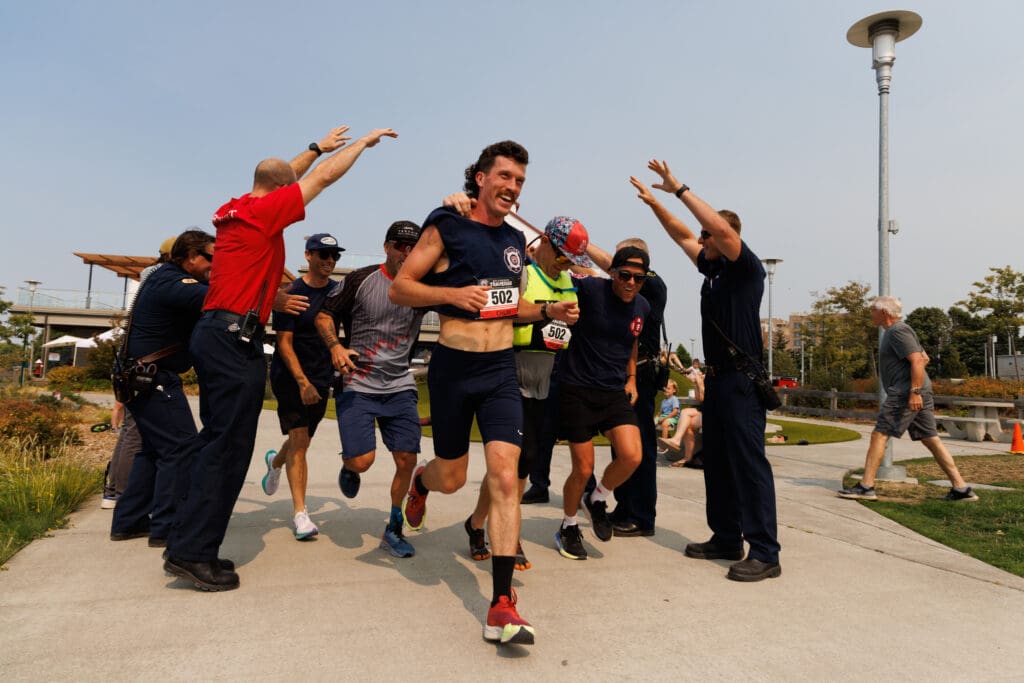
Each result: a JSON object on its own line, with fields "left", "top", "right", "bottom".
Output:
{"left": 421, "top": 206, "right": 526, "bottom": 320}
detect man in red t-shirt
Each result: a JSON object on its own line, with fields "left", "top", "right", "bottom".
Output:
{"left": 164, "top": 126, "right": 398, "bottom": 592}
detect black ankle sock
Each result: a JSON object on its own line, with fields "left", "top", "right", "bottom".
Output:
{"left": 491, "top": 556, "right": 515, "bottom": 606}
{"left": 414, "top": 473, "right": 429, "bottom": 496}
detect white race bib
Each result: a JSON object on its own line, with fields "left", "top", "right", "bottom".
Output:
{"left": 541, "top": 320, "right": 571, "bottom": 349}
{"left": 479, "top": 278, "right": 519, "bottom": 319}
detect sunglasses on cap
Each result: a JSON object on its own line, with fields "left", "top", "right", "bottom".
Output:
{"left": 614, "top": 269, "right": 647, "bottom": 284}
{"left": 314, "top": 250, "right": 341, "bottom": 261}
{"left": 550, "top": 241, "right": 572, "bottom": 265}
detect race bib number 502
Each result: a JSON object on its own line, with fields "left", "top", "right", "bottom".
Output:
{"left": 479, "top": 278, "right": 519, "bottom": 319}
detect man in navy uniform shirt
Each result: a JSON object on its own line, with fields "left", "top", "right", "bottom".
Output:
{"left": 110, "top": 229, "right": 215, "bottom": 549}
{"left": 630, "top": 159, "right": 781, "bottom": 582}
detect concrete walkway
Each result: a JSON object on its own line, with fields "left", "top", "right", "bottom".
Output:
{"left": 2, "top": 405, "right": 1023, "bottom": 681}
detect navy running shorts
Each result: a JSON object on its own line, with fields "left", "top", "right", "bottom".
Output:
{"left": 427, "top": 344, "right": 523, "bottom": 459}
{"left": 336, "top": 389, "right": 421, "bottom": 458}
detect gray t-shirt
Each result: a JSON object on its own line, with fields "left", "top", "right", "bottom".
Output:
{"left": 879, "top": 320, "right": 931, "bottom": 396}
{"left": 321, "top": 264, "right": 423, "bottom": 395}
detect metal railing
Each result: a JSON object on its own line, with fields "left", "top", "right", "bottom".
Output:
{"left": 14, "top": 287, "right": 126, "bottom": 311}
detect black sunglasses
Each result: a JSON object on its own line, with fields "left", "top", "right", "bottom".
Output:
{"left": 315, "top": 250, "right": 341, "bottom": 261}
{"left": 614, "top": 269, "right": 647, "bottom": 284}
{"left": 197, "top": 251, "right": 214, "bottom": 262}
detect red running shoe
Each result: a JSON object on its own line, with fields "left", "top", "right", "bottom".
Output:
{"left": 483, "top": 590, "right": 535, "bottom": 645}
{"left": 403, "top": 460, "right": 428, "bottom": 531}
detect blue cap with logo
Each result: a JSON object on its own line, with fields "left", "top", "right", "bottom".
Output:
{"left": 305, "top": 233, "right": 344, "bottom": 254}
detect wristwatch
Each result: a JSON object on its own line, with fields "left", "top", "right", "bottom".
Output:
{"left": 540, "top": 302, "right": 551, "bottom": 321}
{"left": 309, "top": 142, "right": 323, "bottom": 157}
{"left": 674, "top": 184, "right": 689, "bottom": 198}
{"left": 911, "top": 387, "right": 923, "bottom": 395}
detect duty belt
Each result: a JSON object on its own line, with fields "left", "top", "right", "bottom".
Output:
{"left": 202, "top": 309, "right": 244, "bottom": 324}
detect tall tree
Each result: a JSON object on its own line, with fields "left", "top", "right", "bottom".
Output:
{"left": 673, "top": 343, "right": 693, "bottom": 366}
{"left": 957, "top": 266, "right": 1024, "bottom": 376}
{"left": 770, "top": 327, "right": 798, "bottom": 377}
{"left": 806, "top": 281, "right": 875, "bottom": 389}
{"left": 948, "top": 306, "right": 987, "bottom": 376}
{"left": 905, "top": 306, "right": 952, "bottom": 377}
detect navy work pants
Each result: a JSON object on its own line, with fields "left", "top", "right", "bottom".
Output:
{"left": 701, "top": 371, "right": 780, "bottom": 563}
{"left": 168, "top": 317, "right": 266, "bottom": 562}
{"left": 111, "top": 373, "right": 197, "bottom": 539}
{"left": 609, "top": 366, "right": 659, "bottom": 530}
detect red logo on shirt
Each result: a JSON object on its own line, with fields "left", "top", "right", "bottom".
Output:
{"left": 630, "top": 316, "right": 644, "bottom": 337}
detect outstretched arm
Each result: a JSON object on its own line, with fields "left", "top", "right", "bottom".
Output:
{"left": 629, "top": 174, "right": 701, "bottom": 266}
{"left": 289, "top": 125, "right": 352, "bottom": 180}
{"left": 299, "top": 128, "right": 398, "bottom": 206}
{"left": 644, "top": 158, "right": 740, "bottom": 261}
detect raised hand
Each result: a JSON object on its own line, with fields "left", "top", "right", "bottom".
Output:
{"left": 629, "top": 176, "right": 658, "bottom": 207}
{"left": 362, "top": 128, "right": 398, "bottom": 148}
{"left": 317, "top": 126, "right": 352, "bottom": 154}
{"left": 647, "top": 159, "right": 683, "bottom": 195}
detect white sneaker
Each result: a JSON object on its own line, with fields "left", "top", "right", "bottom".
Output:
{"left": 293, "top": 510, "right": 318, "bottom": 540}
{"left": 261, "top": 450, "right": 281, "bottom": 496}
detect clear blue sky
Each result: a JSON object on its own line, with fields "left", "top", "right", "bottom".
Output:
{"left": 2, "top": 0, "right": 1021, "bottom": 358}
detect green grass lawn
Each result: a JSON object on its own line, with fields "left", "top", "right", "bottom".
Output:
{"left": 765, "top": 419, "right": 861, "bottom": 445}
{"left": 842, "top": 455, "right": 1024, "bottom": 577}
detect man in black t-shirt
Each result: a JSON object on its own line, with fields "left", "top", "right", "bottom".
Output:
{"left": 631, "top": 160, "right": 781, "bottom": 583}
{"left": 554, "top": 247, "right": 650, "bottom": 561}
{"left": 261, "top": 233, "right": 341, "bottom": 541}
{"left": 584, "top": 237, "right": 667, "bottom": 538}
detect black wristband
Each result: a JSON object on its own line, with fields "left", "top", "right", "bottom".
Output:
{"left": 540, "top": 303, "right": 551, "bottom": 321}
{"left": 674, "top": 184, "right": 689, "bottom": 198}
{"left": 309, "top": 142, "right": 323, "bottom": 157}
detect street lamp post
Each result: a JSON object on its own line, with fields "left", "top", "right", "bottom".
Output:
{"left": 20, "top": 280, "right": 41, "bottom": 387}
{"left": 689, "top": 337, "right": 696, "bottom": 360}
{"left": 761, "top": 259, "right": 782, "bottom": 379}
{"left": 848, "top": 9, "right": 921, "bottom": 482}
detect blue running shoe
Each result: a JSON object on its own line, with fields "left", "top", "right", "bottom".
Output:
{"left": 380, "top": 525, "right": 415, "bottom": 558}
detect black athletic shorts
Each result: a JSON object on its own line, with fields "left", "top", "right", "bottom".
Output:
{"left": 558, "top": 381, "right": 638, "bottom": 443}
{"left": 271, "top": 372, "right": 330, "bottom": 437}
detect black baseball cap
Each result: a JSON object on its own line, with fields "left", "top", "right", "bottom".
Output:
{"left": 385, "top": 221, "right": 421, "bottom": 244}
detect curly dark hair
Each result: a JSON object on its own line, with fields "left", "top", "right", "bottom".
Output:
{"left": 462, "top": 140, "right": 529, "bottom": 199}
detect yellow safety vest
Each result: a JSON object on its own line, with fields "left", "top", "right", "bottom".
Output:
{"left": 512, "top": 263, "right": 578, "bottom": 352}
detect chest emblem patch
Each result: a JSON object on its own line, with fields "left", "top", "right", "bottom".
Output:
{"left": 503, "top": 246, "right": 523, "bottom": 274}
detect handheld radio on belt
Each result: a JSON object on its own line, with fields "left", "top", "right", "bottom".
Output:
{"left": 233, "top": 281, "right": 267, "bottom": 344}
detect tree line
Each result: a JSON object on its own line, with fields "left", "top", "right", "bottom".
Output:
{"left": 765, "top": 266, "right": 1024, "bottom": 388}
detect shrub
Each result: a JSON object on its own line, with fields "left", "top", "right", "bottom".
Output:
{"left": 46, "top": 366, "right": 89, "bottom": 392}
{"left": 933, "top": 377, "right": 1024, "bottom": 399}
{"left": 85, "top": 338, "right": 119, "bottom": 380}
{"left": 0, "top": 439, "right": 103, "bottom": 566}
{"left": 0, "top": 399, "right": 82, "bottom": 457}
